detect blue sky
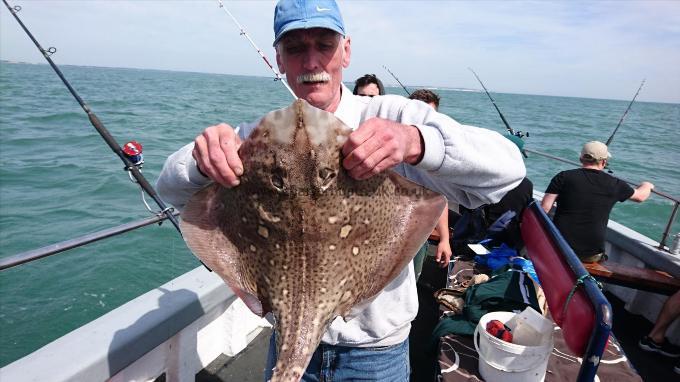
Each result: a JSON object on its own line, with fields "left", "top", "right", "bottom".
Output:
{"left": 1, "top": 0, "right": 679, "bottom": 103}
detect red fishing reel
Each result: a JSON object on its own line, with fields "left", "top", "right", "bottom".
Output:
{"left": 122, "top": 140, "right": 144, "bottom": 167}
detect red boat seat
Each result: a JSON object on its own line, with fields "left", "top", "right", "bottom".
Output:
{"left": 521, "top": 205, "right": 595, "bottom": 356}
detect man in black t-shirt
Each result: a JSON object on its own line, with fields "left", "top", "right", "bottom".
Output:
{"left": 541, "top": 141, "right": 654, "bottom": 262}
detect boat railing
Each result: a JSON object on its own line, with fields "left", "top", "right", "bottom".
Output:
{"left": 0, "top": 211, "right": 179, "bottom": 270}
{"left": 525, "top": 148, "right": 679, "bottom": 250}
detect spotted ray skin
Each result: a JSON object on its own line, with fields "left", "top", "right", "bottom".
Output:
{"left": 181, "top": 99, "right": 446, "bottom": 382}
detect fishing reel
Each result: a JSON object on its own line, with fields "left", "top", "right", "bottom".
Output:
{"left": 513, "top": 130, "right": 529, "bottom": 139}
{"left": 122, "top": 141, "right": 144, "bottom": 169}
{"left": 504, "top": 131, "right": 529, "bottom": 158}
{"left": 513, "top": 131, "right": 529, "bottom": 158}
{"left": 122, "top": 140, "right": 155, "bottom": 214}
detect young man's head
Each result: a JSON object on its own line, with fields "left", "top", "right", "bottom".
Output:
{"left": 353, "top": 74, "right": 385, "bottom": 97}
{"left": 273, "top": 0, "right": 351, "bottom": 112}
{"left": 409, "top": 89, "right": 440, "bottom": 111}
{"left": 579, "top": 141, "right": 611, "bottom": 168}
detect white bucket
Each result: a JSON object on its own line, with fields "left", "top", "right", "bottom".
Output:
{"left": 474, "top": 311, "right": 554, "bottom": 382}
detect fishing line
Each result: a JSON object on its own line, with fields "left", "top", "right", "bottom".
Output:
{"left": 216, "top": 0, "right": 296, "bottom": 98}
{"left": 605, "top": 79, "right": 645, "bottom": 146}
{"left": 2, "top": 1, "right": 181, "bottom": 232}
{"left": 382, "top": 65, "right": 410, "bottom": 96}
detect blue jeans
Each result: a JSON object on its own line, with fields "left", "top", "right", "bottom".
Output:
{"left": 264, "top": 332, "right": 410, "bottom": 381}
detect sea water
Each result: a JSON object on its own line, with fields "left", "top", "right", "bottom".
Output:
{"left": 0, "top": 62, "right": 678, "bottom": 366}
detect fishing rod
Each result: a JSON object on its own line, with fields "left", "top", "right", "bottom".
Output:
{"left": 2, "top": 1, "right": 181, "bottom": 234}
{"left": 469, "top": 68, "right": 529, "bottom": 157}
{"left": 605, "top": 79, "right": 645, "bottom": 146}
{"left": 382, "top": 65, "right": 411, "bottom": 96}
{"left": 216, "top": 0, "right": 296, "bottom": 98}
{"left": 469, "top": 67, "right": 519, "bottom": 136}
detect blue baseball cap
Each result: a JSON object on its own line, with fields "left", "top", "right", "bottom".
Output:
{"left": 273, "top": 0, "right": 346, "bottom": 46}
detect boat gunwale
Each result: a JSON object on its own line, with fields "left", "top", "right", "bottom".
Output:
{"left": 0, "top": 266, "right": 238, "bottom": 381}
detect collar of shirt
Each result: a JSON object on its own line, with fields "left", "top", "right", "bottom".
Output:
{"left": 334, "top": 83, "right": 369, "bottom": 130}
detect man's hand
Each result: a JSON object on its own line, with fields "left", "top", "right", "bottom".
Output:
{"left": 630, "top": 181, "right": 655, "bottom": 202}
{"left": 541, "top": 193, "right": 558, "bottom": 213}
{"left": 192, "top": 123, "right": 243, "bottom": 187}
{"left": 341, "top": 118, "right": 423, "bottom": 180}
{"left": 435, "top": 241, "right": 453, "bottom": 268}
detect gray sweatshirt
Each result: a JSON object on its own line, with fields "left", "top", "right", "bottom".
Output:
{"left": 156, "top": 84, "right": 525, "bottom": 347}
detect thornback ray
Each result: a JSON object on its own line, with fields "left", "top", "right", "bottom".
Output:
{"left": 180, "top": 99, "right": 446, "bottom": 382}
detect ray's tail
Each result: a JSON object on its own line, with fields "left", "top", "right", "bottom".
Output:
{"left": 268, "top": 312, "right": 328, "bottom": 382}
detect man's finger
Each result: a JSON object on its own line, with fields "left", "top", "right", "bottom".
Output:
{"left": 195, "top": 125, "right": 243, "bottom": 187}
{"left": 440, "top": 250, "right": 452, "bottom": 268}
{"left": 211, "top": 142, "right": 240, "bottom": 187}
{"left": 342, "top": 121, "right": 376, "bottom": 156}
{"left": 352, "top": 151, "right": 395, "bottom": 180}
{"left": 342, "top": 134, "right": 384, "bottom": 171}
{"left": 224, "top": 137, "right": 244, "bottom": 177}
{"left": 216, "top": 124, "right": 243, "bottom": 181}
{"left": 194, "top": 135, "right": 227, "bottom": 186}
{"left": 204, "top": 130, "right": 234, "bottom": 185}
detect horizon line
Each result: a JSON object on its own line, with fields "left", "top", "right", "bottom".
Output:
{"left": 1, "top": 59, "right": 677, "bottom": 106}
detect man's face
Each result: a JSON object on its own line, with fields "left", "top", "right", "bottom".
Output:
{"left": 356, "top": 83, "right": 380, "bottom": 97}
{"left": 276, "top": 28, "right": 351, "bottom": 112}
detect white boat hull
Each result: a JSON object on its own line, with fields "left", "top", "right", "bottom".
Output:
{"left": 0, "top": 267, "right": 270, "bottom": 382}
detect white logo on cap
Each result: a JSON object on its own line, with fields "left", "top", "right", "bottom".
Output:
{"left": 316, "top": 6, "right": 331, "bottom": 12}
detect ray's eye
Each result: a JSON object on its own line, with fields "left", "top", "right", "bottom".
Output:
{"left": 319, "top": 167, "right": 336, "bottom": 190}
{"left": 271, "top": 173, "right": 284, "bottom": 191}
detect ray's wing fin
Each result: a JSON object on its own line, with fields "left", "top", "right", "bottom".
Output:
{"left": 181, "top": 183, "right": 267, "bottom": 317}
{"left": 354, "top": 172, "right": 446, "bottom": 303}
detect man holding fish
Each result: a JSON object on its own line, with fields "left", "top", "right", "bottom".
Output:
{"left": 157, "top": 1, "right": 525, "bottom": 381}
